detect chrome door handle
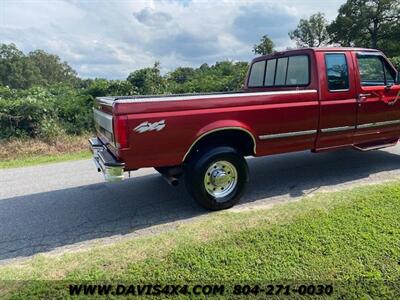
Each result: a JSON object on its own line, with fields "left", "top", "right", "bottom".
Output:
{"left": 357, "top": 93, "right": 371, "bottom": 101}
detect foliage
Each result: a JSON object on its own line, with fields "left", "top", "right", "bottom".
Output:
{"left": 253, "top": 35, "right": 275, "bottom": 55}
{"left": 0, "top": 44, "right": 42, "bottom": 89}
{"left": 0, "top": 87, "right": 56, "bottom": 139}
{"left": 328, "top": 0, "right": 400, "bottom": 56}
{"left": 166, "top": 61, "right": 249, "bottom": 93}
{"left": 48, "top": 84, "right": 94, "bottom": 135}
{"left": 0, "top": 44, "right": 79, "bottom": 89}
{"left": 127, "top": 62, "right": 166, "bottom": 95}
{"left": 389, "top": 57, "right": 400, "bottom": 70}
{"left": 28, "top": 49, "right": 78, "bottom": 86}
{"left": 168, "top": 67, "right": 196, "bottom": 84}
{"left": 0, "top": 85, "right": 93, "bottom": 140}
{"left": 289, "top": 13, "right": 331, "bottom": 48}
{"left": 81, "top": 78, "right": 138, "bottom": 98}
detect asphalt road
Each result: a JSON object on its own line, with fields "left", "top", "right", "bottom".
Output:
{"left": 2, "top": 146, "right": 400, "bottom": 263}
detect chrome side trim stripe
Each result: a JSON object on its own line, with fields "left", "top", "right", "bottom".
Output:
{"left": 259, "top": 119, "right": 400, "bottom": 141}
{"left": 357, "top": 119, "right": 400, "bottom": 129}
{"left": 321, "top": 126, "right": 355, "bottom": 133}
{"left": 259, "top": 129, "right": 317, "bottom": 140}
{"left": 115, "top": 89, "right": 318, "bottom": 103}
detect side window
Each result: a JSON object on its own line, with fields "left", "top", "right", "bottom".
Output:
{"left": 357, "top": 55, "right": 385, "bottom": 86}
{"left": 286, "top": 56, "right": 309, "bottom": 85}
{"left": 249, "top": 54, "right": 310, "bottom": 88}
{"left": 274, "top": 57, "right": 288, "bottom": 86}
{"left": 325, "top": 53, "right": 349, "bottom": 91}
{"left": 264, "top": 59, "right": 276, "bottom": 86}
{"left": 248, "top": 60, "right": 266, "bottom": 87}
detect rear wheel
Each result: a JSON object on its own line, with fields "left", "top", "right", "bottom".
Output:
{"left": 185, "top": 146, "right": 249, "bottom": 210}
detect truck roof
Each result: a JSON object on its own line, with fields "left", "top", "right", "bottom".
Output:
{"left": 308, "top": 47, "right": 379, "bottom": 52}
{"left": 253, "top": 47, "right": 381, "bottom": 62}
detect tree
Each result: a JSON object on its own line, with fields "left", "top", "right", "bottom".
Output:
{"left": 253, "top": 35, "right": 275, "bottom": 55}
{"left": 0, "top": 43, "right": 42, "bottom": 89}
{"left": 127, "top": 62, "right": 165, "bottom": 95}
{"left": 0, "top": 44, "right": 79, "bottom": 89}
{"left": 168, "top": 67, "right": 195, "bottom": 84}
{"left": 28, "top": 50, "right": 78, "bottom": 86}
{"left": 199, "top": 63, "right": 209, "bottom": 72}
{"left": 289, "top": 13, "right": 331, "bottom": 48}
{"left": 164, "top": 61, "right": 249, "bottom": 94}
{"left": 83, "top": 79, "right": 137, "bottom": 98}
{"left": 390, "top": 57, "right": 400, "bottom": 70}
{"left": 328, "top": 0, "right": 400, "bottom": 56}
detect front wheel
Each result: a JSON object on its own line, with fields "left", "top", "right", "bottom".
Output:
{"left": 184, "top": 146, "right": 249, "bottom": 210}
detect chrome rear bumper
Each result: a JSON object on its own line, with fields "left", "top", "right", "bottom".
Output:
{"left": 89, "top": 137, "right": 125, "bottom": 182}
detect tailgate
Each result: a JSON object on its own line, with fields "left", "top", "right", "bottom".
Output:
{"left": 93, "top": 108, "right": 114, "bottom": 145}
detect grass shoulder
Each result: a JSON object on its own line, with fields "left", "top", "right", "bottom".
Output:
{"left": 0, "top": 135, "right": 91, "bottom": 169}
{"left": 0, "top": 182, "right": 399, "bottom": 298}
{"left": 0, "top": 150, "right": 91, "bottom": 168}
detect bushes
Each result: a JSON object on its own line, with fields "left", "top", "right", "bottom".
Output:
{"left": 48, "top": 84, "right": 94, "bottom": 136}
{"left": 0, "top": 85, "right": 93, "bottom": 140}
{"left": 0, "top": 79, "right": 140, "bottom": 140}
{"left": 127, "top": 61, "right": 249, "bottom": 95}
{"left": 82, "top": 79, "right": 138, "bottom": 98}
{"left": 0, "top": 87, "right": 54, "bottom": 139}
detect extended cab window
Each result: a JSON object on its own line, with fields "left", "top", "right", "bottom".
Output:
{"left": 248, "top": 60, "right": 266, "bottom": 87}
{"left": 325, "top": 53, "right": 349, "bottom": 91}
{"left": 357, "top": 54, "right": 396, "bottom": 86}
{"left": 249, "top": 54, "right": 309, "bottom": 88}
{"left": 264, "top": 59, "right": 276, "bottom": 86}
{"left": 286, "top": 55, "right": 309, "bottom": 85}
{"left": 275, "top": 57, "right": 288, "bottom": 85}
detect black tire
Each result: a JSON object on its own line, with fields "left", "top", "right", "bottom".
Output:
{"left": 184, "top": 146, "right": 249, "bottom": 210}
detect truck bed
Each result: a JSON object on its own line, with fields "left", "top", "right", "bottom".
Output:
{"left": 96, "top": 91, "right": 244, "bottom": 106}
{"left": 96, "top": 89, "right": 317, "bottom": 116}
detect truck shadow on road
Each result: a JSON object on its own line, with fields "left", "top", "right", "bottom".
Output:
{"left": 1, "top": 148, "right": 400, "bottom": 262}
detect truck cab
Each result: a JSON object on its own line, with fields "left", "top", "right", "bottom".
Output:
{"left": 244, "top": 48, "right": 400, "bottom": 152}
{"left": 90, "top": 47, "right": 400, "bottom": 210}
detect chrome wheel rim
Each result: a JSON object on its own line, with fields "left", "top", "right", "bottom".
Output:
{"left": 204, "top": 160, "right": 238, "bottom": 199}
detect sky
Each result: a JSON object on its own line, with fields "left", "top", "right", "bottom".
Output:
{"left": 1, "top": 0, "right": 346, "bottom": 79}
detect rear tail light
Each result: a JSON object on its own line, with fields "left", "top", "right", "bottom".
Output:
{"left": 113, "top": 115, "right": 129, "bottom": 149}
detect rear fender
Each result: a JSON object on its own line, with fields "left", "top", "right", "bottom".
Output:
{"left": 182, "top": 120, "right": 257, "bottom": 161}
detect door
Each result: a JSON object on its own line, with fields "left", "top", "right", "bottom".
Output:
{"left": 316, "top": 51, "right": 358, "bottom": 150}
{"left": 354, "top": 52, "right": 400, "bottom": 145}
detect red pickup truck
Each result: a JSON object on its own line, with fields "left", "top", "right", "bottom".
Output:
{"left": 90, "top": 47, "right": 400, "bottom": 210}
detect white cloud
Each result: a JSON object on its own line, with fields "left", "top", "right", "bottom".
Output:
{"left": 0, "top": 0, "right": 346, "bottom": 79}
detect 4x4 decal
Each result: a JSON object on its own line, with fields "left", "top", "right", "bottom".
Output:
{"left": 134, "top": 120, "right": 166, "bottom": 133}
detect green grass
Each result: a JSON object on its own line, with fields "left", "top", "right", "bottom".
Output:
{"left": 0, "top": 150, "right": 91, "bottom": 169}
{"left": 0, "top": 182, "right": 399, "bottom": 299}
